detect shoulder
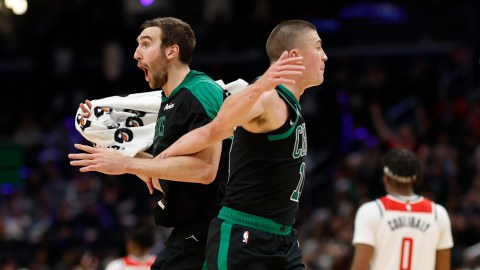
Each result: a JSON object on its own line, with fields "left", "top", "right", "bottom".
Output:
{"left": 186, "top": 72, "right": 224, "bottom": 99}
{"left": 356, "top": 200, "right": 383, "bottom": 219}
{"left": 435, "top": 203, "right": 451, "bottom": 222}
{"left": 105, "top": 258, "right": 124, "bottom": 270}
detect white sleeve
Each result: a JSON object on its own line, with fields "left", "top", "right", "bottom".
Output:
{"left": 436, "top": 204, "right": 454, "bottom": 249}
{"left": 352, "top": 201, "right": 382, "bottom": 247}
{"left": 105, "top": 258, "right": 124, "bottom": 270}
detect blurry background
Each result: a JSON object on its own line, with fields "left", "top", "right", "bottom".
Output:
{"left": 1, "top": 0, "right": 479, "bottom": 269}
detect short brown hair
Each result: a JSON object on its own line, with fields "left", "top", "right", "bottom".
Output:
{"left": 266, "top": 20, "right": 317, "bottom": 63}
{"left": 140, "top": 17, "right": 196, "bottom": 65}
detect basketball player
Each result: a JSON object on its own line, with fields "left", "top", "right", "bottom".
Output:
{"left": 71, "top": 17, "right": 230, "bottom": 269}
{"left": 69, "top": 17, "right": 305, "bottom": 269}
{"left": 351, "top": 148, "right": 453, "bottom": 270}
{"left": 158, "top": 20, "right": 327, "bottom": 269}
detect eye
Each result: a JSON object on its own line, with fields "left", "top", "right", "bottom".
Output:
{"left": 144, "top": 43, "right": 150, "bottom": 48}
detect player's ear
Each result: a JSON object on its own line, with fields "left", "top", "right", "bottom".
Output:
{"left": 382, "top": 175, "right": 390, "bottom": 186}
{"left": 289, "top": 49, "right": 300, "bottom": 58}
{"left": 166, "top": 45, "right": 179, "bottom": 59}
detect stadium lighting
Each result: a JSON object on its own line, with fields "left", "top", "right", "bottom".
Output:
{"left": 12, "top": 0, "right": 27, "bottom": 15}
{"left": 4, "top": 0, "right": 28, "bottom": 15}
{"left": 139, "top": 0, "right": 154, "bottom": 7}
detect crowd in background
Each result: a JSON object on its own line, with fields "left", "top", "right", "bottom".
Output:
{"left": 1, "top": 0, "right": 479, "bottom": 269}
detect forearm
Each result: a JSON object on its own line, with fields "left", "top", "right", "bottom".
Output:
{"left": 435, "top": 249, "right": 451, "bottom": 270}
{"left": 125, "top": 142, "right": 222, "bottom": 184}
{"left": 124, "top": 155, "right": 217, "bottom": 184}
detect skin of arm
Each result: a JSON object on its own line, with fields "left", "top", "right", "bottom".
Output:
{"left": 435, "top": 249, "right": 451, "bottom": 270}
{"left": 159, "top": 51, "right": 304, "bottom": 159}
{"left": 69, "top": 140, "right": 222, "bottom": 186}
{"left": 350, "top": 243, "right": 374, "bottom": 270}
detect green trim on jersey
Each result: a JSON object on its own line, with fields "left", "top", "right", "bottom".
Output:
{"left": 267, "top": 86, "right": 300, "bottom": 141}
{"left": 163, "top": 70, "right": 223, "bottom": 120}
{"left": 276, "top": 84, "right": 301, "bottom": 108}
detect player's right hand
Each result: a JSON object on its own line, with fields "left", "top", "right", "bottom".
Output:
{"left": 255, "top": 51, "right": 304, "bottom": 92}
{"left": 79, "top": 99, "right": 93, "bottom": 118}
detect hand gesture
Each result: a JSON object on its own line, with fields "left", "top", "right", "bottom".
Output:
{"left": 254, "top": 51, "right": 304, "bottom": 93}
{"left": 69, "top": 144, "right": 128, "bottom": 175}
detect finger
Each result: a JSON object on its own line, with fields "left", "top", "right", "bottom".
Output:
{"left": 79, "top": 166, "right": 94, "bottom": 173}
{"left": 80, "top": 103, "right": 88, "bottom": 113}
{"left": 85, "top": 100, "right": 93, "bottom": 109}
{"left": 273, "top": 65, "right": 305, "bottom": 72}
{"left": 74, "top": 144, "right": 98, "bottom": 153}
{"left": 275, "top": 78, "right": 297, "bottom": 85}
{"left": 277, "top": 56, "right": 303, "bottom": 66}
{"left": 78, "top": 164, "right": 103, "bottom": 173}
{"left": 278, "top": 51, "right": 289, "bottom": 61}
{"left": 69, "top": 158, "right": 94, "bottom": 165}
{"left": 68, "top": 153, "right": 94, "bottom": 160}
{"left": 270, "top": 70, "right": 304, "bottom": 78}
{"left": 146, "top": 179, "right": 154, "bottom": 194}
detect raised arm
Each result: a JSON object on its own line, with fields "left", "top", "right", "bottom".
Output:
{"left": 159, "top": 51, "right": 304, "bottom": 158}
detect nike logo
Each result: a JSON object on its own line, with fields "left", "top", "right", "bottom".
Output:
{"left": 290, "top": 119, "right": 295, "bottom": 126}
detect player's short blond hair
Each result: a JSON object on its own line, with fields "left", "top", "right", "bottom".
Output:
{"left": 266, "top": 20, "right": 317, "bottom": 63}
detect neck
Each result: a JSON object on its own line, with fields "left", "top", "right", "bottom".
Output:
{"left": 387, "top": 188, "right": 415, "bottom": 197}
{"left": 281, "top": 82, "right": 304, "bottom": 101}
{"left": 163, "top": 64, "right": 191, "bottom": 96}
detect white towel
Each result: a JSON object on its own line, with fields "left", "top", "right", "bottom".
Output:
{"left": 74, "top": 79, "right": 248, "bottom": 157}
{"left": 75, "top": 90, "right": 163, "bottom": 157}
{"left": 217, "top": 78, "right": 249, "bottom": 95}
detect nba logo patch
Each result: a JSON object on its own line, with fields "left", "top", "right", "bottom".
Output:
{"left": 242, "top": 231, "right": 249, "bottom": 244}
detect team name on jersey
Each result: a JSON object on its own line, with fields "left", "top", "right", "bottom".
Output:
{"left": 292, "top": 123, "right": 307, "bottom": 158}
{"left": 164, "top": 103, "right": 175, "bottom": 110}
{"left": 387, "top": 216, "right": 431, "bottom": 232}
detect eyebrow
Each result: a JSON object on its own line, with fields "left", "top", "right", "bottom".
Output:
{"left": 136, "top": 35, "right": 152, "bottom": 43}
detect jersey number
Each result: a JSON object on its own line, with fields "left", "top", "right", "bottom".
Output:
{"left": 290, "top": 162, "right": 305, "bottom": 202}
{"left": 400, "top": 237, "right": 413, "bottom": 270}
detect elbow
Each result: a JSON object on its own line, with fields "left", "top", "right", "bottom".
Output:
{"left": 198, "top": 164, "right": 219, "bottom": 185}
{"left": 209, "top": 120, "right": 234, "bottom": 141}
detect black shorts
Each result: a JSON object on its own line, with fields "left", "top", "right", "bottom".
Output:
{"left": 204, "top": 207, "right": 304, "bottom": 270}
{"left": 151, "top": 227, "right": 206, "bottom": 270}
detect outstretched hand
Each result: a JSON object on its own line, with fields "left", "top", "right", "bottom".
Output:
{"left": 254, "top": 51, "right": 304, "bottom": 92}
{"left": 69, "top": 144, "right": 128, "bottom": 175}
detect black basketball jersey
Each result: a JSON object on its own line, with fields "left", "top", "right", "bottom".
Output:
{"left": 151, "top": 70, "right": 230, "bottom": 231}
{"left": 223, "top": 85, "right": 307, "bottom": 226}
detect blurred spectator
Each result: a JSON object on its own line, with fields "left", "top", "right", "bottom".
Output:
{"left": 104, "top": 227, "right": 156, "bottom": 270}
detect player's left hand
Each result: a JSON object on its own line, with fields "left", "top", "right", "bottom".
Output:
{"left": 69, "top": 144, "right": 128, "bottom": 175}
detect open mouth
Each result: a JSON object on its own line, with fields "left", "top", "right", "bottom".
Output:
{"left": 138, "top": 65, "right": 149, "bottom": 82}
